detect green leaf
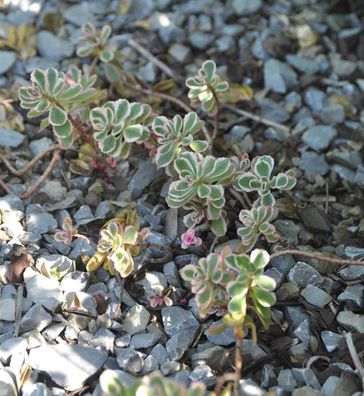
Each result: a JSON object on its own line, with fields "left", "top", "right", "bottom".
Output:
{"left": 183, "top": 111, "right": 198, "bottom": 132}
{"left": 252, "top": 288, "right": 276, "bottom": 307}
{"left": 180, "top": 265, "right": 195, "bottom": 281}
{"left": 253, "top": 155, "right": 274, "bottom": 178}
{"left": 228, "top": 296, "right": 246, "bottom": 315}
{"left": 250, "top": 249, "right": 270, "bottom": 270}
{"left": 32, "top": 69, "right": 46, "bottom": 93}
{"left": 46, "top": 68, "right": 58, "bottom": 93}
{"left": 189, "top": 140, "right": 209, "bottom": 153}
{"left": 124, "top": 125, "right": 144, "bottom": 142}
{"left": 53, "top": 119, "right": 72, "bottom": 138}
{"left": 210, "top": 217, "right": 226, "bottom": 237}
{"left": 100, "top": 49, "right": 114, "bottom": 63}
{"left": 227, "top": 281, "right": 248, "bottom": 298}
{"left": 60, "top": 134, "right": 73, "bottom": 149}
{"left": 202, "top": 60, "right": 216, "bottom": 83}
{"left": 254, "top": 275, "right": 276, "bottom": 291}
{"left": 123, "top": 226, "right": 138, "bottom": 245}
{"left": 102, "top": 135, "right": 116, "bottom": 154}
{"left": 57, "top": 84, "right": 82, "bottom": 102}
{"left": 197, "top": 285, "right": 213, "bottom": 309}
{"left": 49, "top": 106, "right": 68, "bottom": 126}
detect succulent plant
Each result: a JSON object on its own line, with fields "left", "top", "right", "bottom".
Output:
{"left": 237, "top": 205, "right": 279, "bottom": 253}
{"left": 54, "top": 216, "right": 78, "bottom": 244}
{"left": 86, "top": 209, "right": 149, "bottom": 277}
{"left": 152, "top": 112, "right": 207, "bottom": 171}
{"left": 76, "top": 22, "right": 116, "bottom": 63}
{"left": 180, "top": 253, "right": 232, "bottom": 317}
{"left": 166, "top": 152, "right": 234, "bottom": 236}
{"left": 224, "top": 249, "right": 276, "bottom": 329}
{"left": 90, "top": 99, "right": 151, "bottom": 158}
{"left": 234, "top": 155, "right": 296, "bottom": 206}
{"left": 18, "top": 66, "right": 96, "bottom": 148}
{"left": 186, "top": 60, "right": 229, "bottom": 115}
{"left": 100, "top": 370, "right": 205, "bottom": 396}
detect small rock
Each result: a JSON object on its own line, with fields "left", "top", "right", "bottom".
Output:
{"left": 293, "top": 319, "right": 312, "bottom": 346}
{"left": 292, "top": 386, "right": 322, "bottom": 396}
{"left": 151, "top": 344, "right": 169, "bottom": 366}
{"left": 168, "top": 43, "right": 191, "bottom": 63}
{"left": 278, "top": 369, "right": 298, "bottom": 391}
{"left": 0, "top": 369, "right": 17, "bottom": 396}
{"left": 302, "top": 125, "right": 337, "bottom": 151}
{"left": 29, "top": 137, "right": 53, "bottom": 156}
{"left": 166, "top": 327, "right": 198, "bottom": 361}
{"left": 291, "top": 368, "right": 321, "bottom": 389}
{"left": 28, "top": 344, "right": 107, "bottom": 391}
{"left": 128, "top": 159, "right": 164, "bottom": 199}
{"left": 0, "top": 337, "right": 27, "bottom": 364}
{"left": 337, "top": 311, "right": 364, "bottom": 333}
{"left": 339, "top": 265, "right": 364, "bottom": 281}
{"left": 320, "top": 104, "right": 345, "bottom": 125}
{"left": 189, "top": 364, "right": 216, "bottom": 387}
{"left": 205, "top": 319, "right": 235, "bottom": 346}
{"left": 259, "top": 98, "right": 290, "bottom": 123}
{"left": 286, "top": 54, "right": 320, "bottom": 75}
{"left": 304, "top": 88, "right": 328, "bottom": 113}
{"left": 36, "top": 254, "right": 74, "bottom": 281}
{"left": 321, "top": 331, "right": 344, "bottom": 352}
{"left": 40, "top": 181, "right": 67, "bottom": 202}
{"left": 63, "top": 2, "right": 93, "bottom": 26}
{"left": 64, "top": 291, "right": 98, "bottom": 317}
{"left": 301, "top": 285, "right": 331, "bottom": 308}
{"left": 331, "top": 56, "right": 356, "bottom": 77}
{"left": 20, "top": 303, "right": 52, "bottom": 333}
{"left": 160, "top": 360, "right": 180, "bottom": 375}
{"left": 344, "top": 246, "right": 364, "bottom": 260}
{"left": 21, "top": 383, "right": 53, "bottom": 396}
{"left": 232, "top": 0, "right": 262, "bottom": 15}
{"left": 189, "top": 32, "right": 214, "bottom": 50}
{"left": 0, "top": 195, "right": 24, "bottom": 211}
{"left": 0, "top": 128, "right": 25, "bottom": 148}
{"left": 116, "top": 346, "right": 144, "bottom": 374}
{"left": 0, "top": 298, "right": 16, "bottom": 321}
{"left": 135, "top": 271, "right": 167, "bottom": 299}
{"left": 60, "top": 271, "right": 89, "bottom": 292}
{"left": 288, "top": 262, "right": 323, "bottom": 288}
{"left": 239, "top": 379, "right": 265, "bottom": 396}
{"left": 37, "top": 31, "right": 74, "bottom": 61}
{"left": 332, "top": 164, "right": 356, "bottom": 183}
{"left": 26, "top": 212, "right": 58, "bottom": 234}
{"left": 130, "top": 333, "right": 160, "bottom": 349}
{"left": 0, "top": 51, "right": 16, "bottom": 74}
{"left": 337, "top": 284, "right": 364, "bottom": 307}
{"left": 322, "top": 377, "right": 340, "bottom": 396}
{"left": 123, "top": 304, "right": 150, "bottom": 335}
{"left": 274, "top": 220, "right": 300, "bottom": 245}
{"left": 161, "top": 306, "right": 199, "bottom": 337}
{"left": 264, "top": 59, "right": 298, "bottom": 93}
{"left": 299, "top": 151, "right": 329, "bottom": 176}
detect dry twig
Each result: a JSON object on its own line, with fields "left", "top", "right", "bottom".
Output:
{"left": 128, "top": 38, "right": 178, "bottom": 81}
{"left": 224, "top": 104, "right": 290, "bottom": 133}
{"left": 20, "top": 149, "right": 61, "bottom": 199}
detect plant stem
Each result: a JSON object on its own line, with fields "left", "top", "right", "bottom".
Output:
{"left": 214, "top": 373, "right": 236, "bottom": 396}
{"left": 20, "top": 149, "right": 61, "bottom": 199}
{"left": 0, "top": 144, "right": 60, "bottom": 176}
{"left": 234, "top": 326, "right": 243, "bottom": 396}
{"left": 270, "top": 250, "right": 364, "bottom": 267}
{"left": 210, "top": 87, "right": 220, "bottom": 142}
{"left": 345, "top": 332, "right": 364, "bottom": 390}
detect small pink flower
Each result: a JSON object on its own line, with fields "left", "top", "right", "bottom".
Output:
{"left": 54, "top": 217, "right": 77, "bottom": 245}
{"left": 149, "top": 294, "right": 173, "bottom": 308}
{"left": 181, "top": 229, "right": 202, "bottom": 249}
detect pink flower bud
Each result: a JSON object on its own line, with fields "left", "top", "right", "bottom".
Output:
{"left": 181, "top": 229, "right": 202, "bottom": 249}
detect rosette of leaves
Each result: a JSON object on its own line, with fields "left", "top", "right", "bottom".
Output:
{"left": 18, "top": 67, "right": 96, "bottom": 148}
{"left": 152, "top": 112, "right": 208, "bottom": 171}
{"left": 234, "top": 155, "right": 296, "bottom": 206}
{"left": 166, "top": 152, "right": 234, "bottom": 236}
{"left": 224, "top": 249, "right": 276, "bottom": 330}
{"left": 76, "top": 22, "right": 116, "bottom": 63}
{"left": 237, "top": 205, "right": 279, "bottom": 253}
{"left": 100, "top": 370, "right": 205, "bottom": 396}
{"left": 86, "top": 209, "right": 149, "bottom": 277}
{"left": 180, "top": 253, "right": 233, "bottom": 317}
{"left": 90, "top": 99, "right": 151, "bottom": 158}
{"left": 186, "top": 60, "right": 229, "bottom": 115}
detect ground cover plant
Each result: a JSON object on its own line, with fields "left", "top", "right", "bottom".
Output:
{"left": 1, "top": 8, "right": 364, "bottom": 396}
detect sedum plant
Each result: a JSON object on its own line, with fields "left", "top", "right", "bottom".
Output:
{"left": 237, "top": 205, "right": 279, "bottom": 253}
{"left": 100, "top": 370, "right": 205, "bottom": 396}
{"left": 86, "top": 209, "right": 149, "bottom": 277}
{"left": 234, "top": 155, "right": 296, "bottom": 206}
{"left": 18, "top": 66, "right": 96, "bottom": 148}
{"left": 152, "top": 111, "right": 208, "bottom": 172}
{"left": 181, "top": 249, "right": 276, "bottom": 330}
{"left": 186, "top": 60, "right": 229, "bottom": 115}
{"left": 90, "top": 99, "right": 151, "bottom": 158}
{"left": 166, "top": 152, "right": 234, "bottom": 236}
{"left": 76, "top": 22, "right": 116, "bottom": 63}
